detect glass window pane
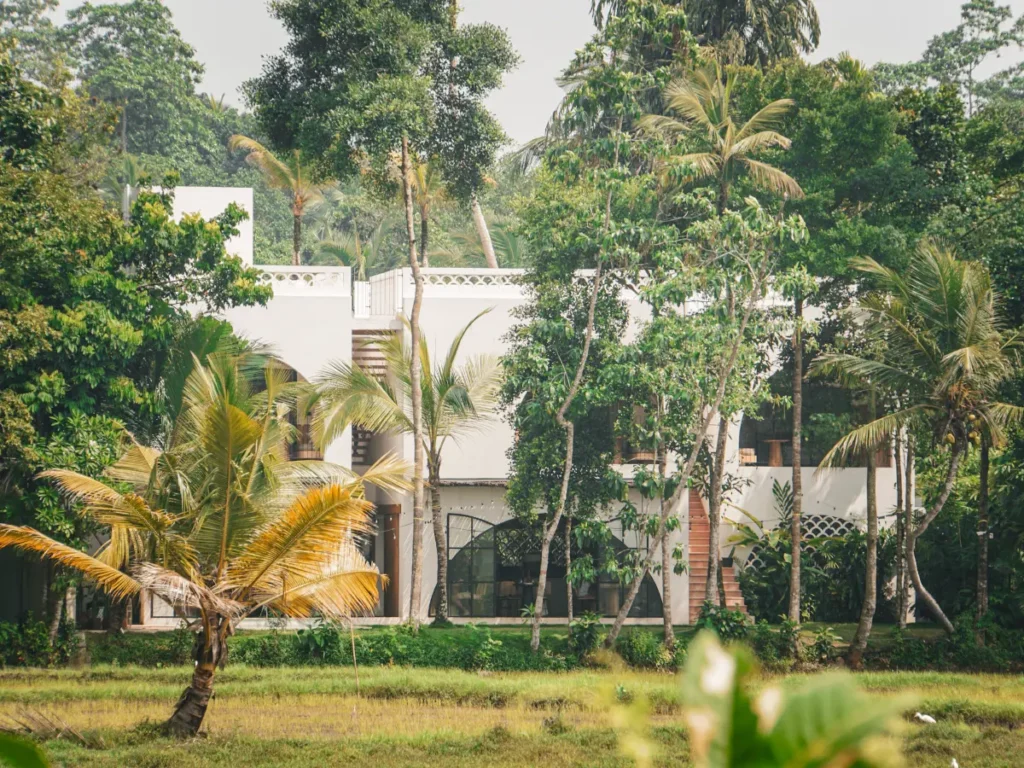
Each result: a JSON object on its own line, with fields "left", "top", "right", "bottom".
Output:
{"left": 450, "top": 583, "right": 473, "bottom": 617}
{"left": 472, "top": 582, "right": 494, "bottom": 617}
{"left": 449, "top": 551, "right": 472, "bottom": 583}
{"left": 472, "top": 547, "right": 495, "bottom": 581}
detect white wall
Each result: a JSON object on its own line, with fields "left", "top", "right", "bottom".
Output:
{"left": 168, "top": 186, "right": 255, "bottom": 265}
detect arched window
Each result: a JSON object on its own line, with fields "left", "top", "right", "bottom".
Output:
{"left": 430, "top": 515, "right": 663, "bottom": 619}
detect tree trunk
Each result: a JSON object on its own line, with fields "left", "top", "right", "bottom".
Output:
{"left": 166, "top": 655, "right": 216, "bottom": 737}
{"left": 789, "top": 295, "right": 803, "bottom": 624}
{"left": 900, "top": 435, "right": 915, "bottom": 628}
{"left": 419, "top": 204, "right": 430, "bottom": 268}
{"left": 705, "top": 416, "right": 729, "bottom": 607}
{"left": 565, "top": 516, "right": 573, "bottom": 636}
{"left": 430, "top": 469, "right": 448, "bottom": 624}
{"left": 402, "top": 136, "right": 427, "bottom": 629}
{"left": 906, "top": 443, "right": 962, "bottom": 635}
{"left": 848, "top": 397, "right": 878, "bottom": 669}
{"left": 657, "top": 439, "right": 674, "bottom": 649}
{"left": 894, "top": 430, "right": 906, "bottom": 627}
{"left": 292, "top": 211, "right": 302, "bottom": 266}
{"left": 45, "top": 568, "right": 63, "bottom": 643}
{"left": 471, "top": 196, "right": 499, "bottom": 269}
{"left": 976, "top": 436, "right": 990, "bottom": 622}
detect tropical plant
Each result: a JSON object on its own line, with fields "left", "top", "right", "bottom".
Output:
{"left": 0, "top": 354, "right": 406, "bottom": 736}
{"left": 638, "top": 66, "right": 802, "bottom": 616}
{"left": 227, "top": 135, "right": 335, "bottom": 266}
{"left": 404, "top": 158, "right": 449, "bottom": 268}
{"left": 675, "top": 631, "right": 902, "bottom": 768}
{"left": 316, "top": 218, "right": 394, "bottom": 280}
{"left": 813, "top": 240, "right": 1022, "bottom": 633}
{"left": 639, "top": 62, "right": 803, "bottom": 216}
{"left": 316, "top": 311, "right": 501, "bottom": 624}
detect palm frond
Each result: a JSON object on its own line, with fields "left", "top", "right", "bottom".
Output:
{"left": 738, "top": 158, "right": 804, "bottom": 198}
{"left": 227, "top": 135, "right": 294, "bottom": 191}
{"left": 0, "top": 525, "right": 141, "bottom": 601}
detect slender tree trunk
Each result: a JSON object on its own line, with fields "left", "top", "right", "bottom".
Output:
{"left": 705, "top": 416, "right": 729, "bottom": 607}
{"left": 658, "top": 439, "right": 674, "bottom": 649}
{"left": 605, "top": 268, "right": 767, "bottom": 648}
{"left": 45, "top": 567, "right": 63, "bottom": 643}
{"left": 166, "top": 644, "right": 216, "bottom": 737}
{"left": 402, "top": 136, "right": 427, "bottom": 629}
{"left": 471, "top": 196, "right": 499, "bottom": 269}
{"left": 565, "top": 516, "right": 573, "bottom": 636}
{"left": 906, "top": 443, "right": 962, "bottom": 635}
{"left": 848, "top": 395, "right": 878, "bottom": 669}
{"left": 419, "top": 205, "right": 430, "bottom": 268}
{"left": 900, "top": 435, "right": 915, "bottom": 628}
{"left": 292, "top": 211, "right": 302, "bottom": 266}
{"left": 120, "top": 104, "right": 130, "bottom": 222}
{"left": 894, "top": 430, "right": 906, "bottom": 626}
{"left": 976, "top": 436, "right": 990, "bottom": 622}
{"left": 430, "top": 464, "right": 448, "bottom": 624}
{"left": 789, "top": 295, "right": 803, "bottom": 623}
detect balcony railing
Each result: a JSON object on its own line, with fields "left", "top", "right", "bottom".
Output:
{"left": 258, "top": 265, "right": 351, "bottom": 297}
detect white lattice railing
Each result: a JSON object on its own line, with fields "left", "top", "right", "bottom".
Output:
{"left": 258, "top": 266, "right": 351, "bottom": 297}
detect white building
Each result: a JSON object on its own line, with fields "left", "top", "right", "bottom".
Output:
{"left": 141, "top": 188, "right": 901, "bottom": 628}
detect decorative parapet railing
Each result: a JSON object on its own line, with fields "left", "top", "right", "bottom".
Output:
{"left": 258, "top": 266, "right": 351, "bottom": 297}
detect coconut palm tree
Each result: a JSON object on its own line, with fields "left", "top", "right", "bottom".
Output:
{"left": 813, "top": 240, "right": 1022, "bottom": 634}
{"left": 638, "top": 62, "right": 803, "bottom": 616}
{"left": 315, "top": 311, "right": 501, "bottom": 624}
{"left": 406, "top": 159, "right": 450, "bottom": 268}
{"left": 228, "top": 135, "right": 335, "bottom": 266}
{"left": 638, "top": 62, "right": 803, "bottom": 216}
{"left": 316, "top": 218, "right": 395, "bottom": 280}
{"left": 0, "top": 355, "right": 406, "bottom": 736}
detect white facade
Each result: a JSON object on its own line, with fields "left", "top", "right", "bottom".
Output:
{"left": 151, "top": 188, "right": 900, "bottom": 628}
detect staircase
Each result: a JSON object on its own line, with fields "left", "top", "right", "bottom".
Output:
{"left": 687, "top": 488, "right": 748, "bottom": 623}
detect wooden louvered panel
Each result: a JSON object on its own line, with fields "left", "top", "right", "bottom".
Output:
{"left": 350, "top": 330, "right": 395, "bottom": 465}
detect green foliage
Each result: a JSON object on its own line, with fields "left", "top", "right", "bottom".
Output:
{"left": 750, "top": 619, "right": 799, "bottom": 666}
{"left": 617, "top": 628, "right": 672, "bottom": 669}
{"left": 695, "top": 601, "right": 751, "bottom": 643}
{"left": 0, "top": 732, "right": 49, "bottom": 768}
{"left": 87, "top": 622, "right": 194, "bottom": 667}
{"left": 0, "top": 616, "right": 78, "bottom": 668}
{"left": 567, "top": 612, "right": 605, "bottom": 661}
{"left": 679, "top": 631, "right": 903, "bottom": 768}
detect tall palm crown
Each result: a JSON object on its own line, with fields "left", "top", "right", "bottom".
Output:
{"left": 638, "top": 63, "right": 803, "bottom": 212}
{"left": 228, "top": 135, "right": 335, "bottom": 266}
{"left": 814, "top": 240, "right": 1022, "bottom": 466}
{"left": 0, "top": 355, "right": 405, "bottom": 736}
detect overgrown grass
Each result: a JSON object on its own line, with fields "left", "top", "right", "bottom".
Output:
{"left": 2, "top": 665, "right": 1023, "bottom": 766}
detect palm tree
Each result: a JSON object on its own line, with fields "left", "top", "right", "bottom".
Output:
{"left": 813, "top": 240, "right": 1022, "bottom": 634}
{"left": 316, "top": 218, "right": 394, "bottom": 280}
{"left": 639, "top": 62, "right": 802, "bottom": 616}
{"left": 638, "top": 62, "right": 803, "bottom": 216}
{"left": 405, "top": 159, "right": 449, "bottom": 268}
{"left": 316, "top": 311, "right": 501, "bottom": 624}
{"left": 228, "top": 135, "right": 335, "bottom": 266}
{"left": 0, "top": 355, "right": 406, "bottom": 736}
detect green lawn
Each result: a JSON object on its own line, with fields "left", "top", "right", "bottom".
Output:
{"left": 2, "top": 664, "right": 1023, "bottom": 767}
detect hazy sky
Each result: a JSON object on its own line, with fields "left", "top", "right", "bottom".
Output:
{"left": 56, "top": 0, "right": 1024, "bottom": 145}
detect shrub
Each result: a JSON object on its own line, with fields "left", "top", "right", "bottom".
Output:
{"left": 809, "top": 625, "right": 840, "bottom": 664}
{"left": 232, "top": 631, "right": 296, "bottom": 667}
{"left": 87, "top": 621, "right": 192, "bottom": 666}
{"left": 617, "top": 628, "right": 671, "bottom": 669}
{"left": 0, "top": 617, "right": 78, "bottom": 668}
{"left": 568, "top": 612, "right": 604, "bottom": 661}
{"left": 695, "top": 601, "right": 750, "bottom": 642}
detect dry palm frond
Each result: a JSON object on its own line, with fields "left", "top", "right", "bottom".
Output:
{"left": 0, "top": 526, "right": 140, "bottom": 601}
{"left": 134, "top": 563, "right": 243, "bottom": 617}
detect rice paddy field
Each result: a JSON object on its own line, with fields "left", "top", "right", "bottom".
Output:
{"left": 2, "top": 664, "right": 1023, "bottom": 767}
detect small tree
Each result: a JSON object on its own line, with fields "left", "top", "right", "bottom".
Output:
{"left": 316, "top": 312, "right": 501, "bottom": 624}
{"left": 0, "top": 355, "right": 406, "bottom": 736}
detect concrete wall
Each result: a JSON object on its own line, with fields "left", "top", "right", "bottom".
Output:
{"left": 167, "top": 186, "right": 254, "bottom": 265}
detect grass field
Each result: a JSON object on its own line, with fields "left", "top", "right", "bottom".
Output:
{"left": 2, "top": 663, "right": 1023, "bottom": 767}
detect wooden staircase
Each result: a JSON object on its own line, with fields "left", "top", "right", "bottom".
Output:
{"left": 687, "top": 488, "right": 748, "bottom": 623}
